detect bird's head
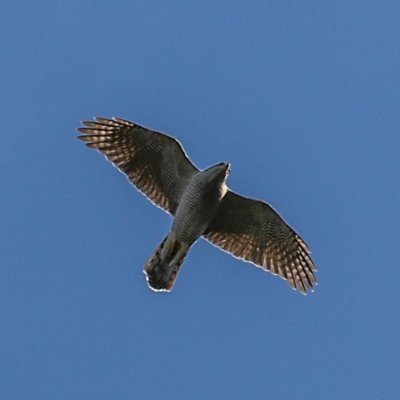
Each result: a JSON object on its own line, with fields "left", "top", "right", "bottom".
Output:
{"left": 204, "top": 162, "right": 231, "bottom": 186}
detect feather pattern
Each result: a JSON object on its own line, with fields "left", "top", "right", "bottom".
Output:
{"left": 204, "top": 191, "right": 317, "bottom": 294}
{"left": 78, "top": 117, "right": 198, "bottom": 215}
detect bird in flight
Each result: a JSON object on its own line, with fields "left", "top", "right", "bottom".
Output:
{"left": 78, "top": 117, "right": 317, "bottom": 294}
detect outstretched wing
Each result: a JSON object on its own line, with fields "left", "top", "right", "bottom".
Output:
{"left": 78, "top": 117, "right": 199, "bottom": 215}
{"left": 204, "top": 191, "right": 317, "bottom": 293}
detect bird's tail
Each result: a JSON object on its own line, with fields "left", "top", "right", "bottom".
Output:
{"left": 143, "top": 234, "right": 189, "bottom": 292}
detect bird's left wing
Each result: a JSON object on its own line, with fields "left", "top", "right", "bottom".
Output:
{"left": 204, "top": 190, "right": 317, "bottom": 293}
{"left": 78, "top": 117, "right": 199, "bottom": 215}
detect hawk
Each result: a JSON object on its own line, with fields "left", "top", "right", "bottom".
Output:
{"left": 78, "top": 117, "right": 317, "bottom": 294}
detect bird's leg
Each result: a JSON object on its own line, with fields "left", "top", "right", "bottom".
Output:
{"left": 160, "top": 232, "right": 189, "bottom": 266}
{"left": 169, "top": 243, "right": 190, "bottom": 266}
{"left": 160, "top": 233, "right": 177, "bottom": 261}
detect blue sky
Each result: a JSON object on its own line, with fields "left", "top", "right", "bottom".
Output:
{"left": 1, "top": 1, "right": 399, "bottom": 399}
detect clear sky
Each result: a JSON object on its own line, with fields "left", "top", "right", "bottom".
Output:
{"left": 1, "top": 1, "right": 399, "bottom": 399}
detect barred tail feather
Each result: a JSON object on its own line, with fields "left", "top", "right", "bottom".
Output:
{"left": 143, "top": 235, "right": 189, "bottom": 292}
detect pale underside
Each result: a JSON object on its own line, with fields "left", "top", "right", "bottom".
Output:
{"left": 78, "top": 117, "right": 317, "bottom": 293}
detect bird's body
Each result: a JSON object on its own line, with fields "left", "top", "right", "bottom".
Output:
{"left": 144, "top": 163, "right": 230, "bottom": 291}
{"left": 172, "top": 165, "right": 229, "bottom": 244}
{"left": 78, "top": 117, "right": 317, "bottom": 294}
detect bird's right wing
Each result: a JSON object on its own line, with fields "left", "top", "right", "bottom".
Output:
{"left": 78, "top": 117, "right": 199, "bottom": 215}
{"left": 204, "top": 190, "right": 317, "bottom": 293}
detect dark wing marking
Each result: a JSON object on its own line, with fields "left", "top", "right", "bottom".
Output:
{"left": 204, "top": 191, "right": 317, "bottom": 294}
{"left": 78, "top": 117, "right": 199, "bottom": 215}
